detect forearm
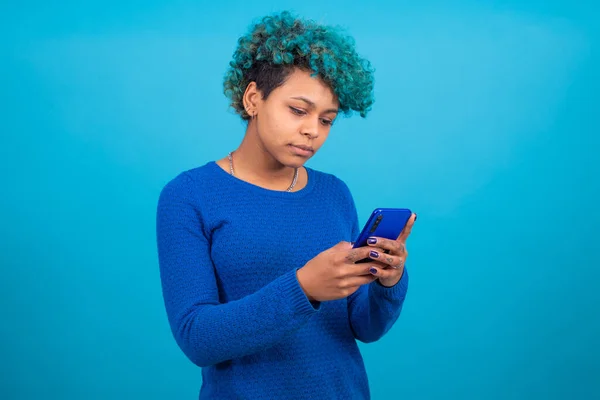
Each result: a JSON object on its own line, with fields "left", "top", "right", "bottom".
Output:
{"left": 166, "top": 268, "right": 318, "bottom": 367}
{"left": 347, "top": 268, "right": 409, "bottom": 343}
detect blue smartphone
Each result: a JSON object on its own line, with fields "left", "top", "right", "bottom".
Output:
{"left": 352, "top": 208, "right": 412, "bottom": 262}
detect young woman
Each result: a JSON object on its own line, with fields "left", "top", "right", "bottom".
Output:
{"left": 156, "top": 11, "right": 417, "bottom": 399}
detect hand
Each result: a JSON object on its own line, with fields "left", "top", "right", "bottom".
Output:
{"left": 297, "top": 242, "right": 379, "bottom": 302}
{"left": 365, "top": 213, "right": 417, "bottom": 287}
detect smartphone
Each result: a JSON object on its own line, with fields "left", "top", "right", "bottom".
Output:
{"left": 352, "top": 208, "right": 412, "bottom": 262}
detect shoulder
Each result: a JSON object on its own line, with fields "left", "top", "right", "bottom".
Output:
{"left": 307, "top": 167, "right": 346, "bottom": 186}
{"left": 158, "top": 162, "right": 219, "bottom": 204}
{"left": 307, "top": 167, "right": 354, "bottom": 201}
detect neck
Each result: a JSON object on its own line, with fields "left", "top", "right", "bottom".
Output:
{"left": 231, "top": 124, "right": 298, "bottom": 186}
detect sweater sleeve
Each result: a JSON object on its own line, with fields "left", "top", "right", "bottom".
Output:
{"left": 342, "top": 181, "right": 409, "bottom": 343}
{"left": 347, "top": 267, "right": 409, "bottom": 343}
{"left": 156, "top": 173, "right": 319, "bottom": 368}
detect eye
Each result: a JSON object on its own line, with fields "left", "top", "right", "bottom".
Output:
{"left": 320, "top": 118, "right": 334, "bottom": 126}
{"left": 289, "top": 107, "right": 306, "bottom": 116}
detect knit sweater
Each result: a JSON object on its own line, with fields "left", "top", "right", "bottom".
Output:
{"left": 155, "top": 161, "right": 409, "bottom": 399}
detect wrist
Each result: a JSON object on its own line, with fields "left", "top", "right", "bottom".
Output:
{"left": 296, "top": 268, "right": 316, "bottom": 301}
{"left": 378, "top": 268, "right": 404, "bottom": 287}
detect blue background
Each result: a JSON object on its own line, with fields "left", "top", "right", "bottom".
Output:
{"left": 1, "top": 1, "right": 598, "bottom": 399}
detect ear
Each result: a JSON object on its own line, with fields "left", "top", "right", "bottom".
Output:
{"left": 242, "top": 81, "right": 263, "bottom": 116}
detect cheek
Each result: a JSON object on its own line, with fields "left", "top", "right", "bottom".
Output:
{"left": 320, "top": 126, "right": 332, "bottom": 140}
{"left": 313, "top": 130, "right": 330, "bottom": 150}
{"left": 267, "top": 112, "right": 300, "bottom": 140}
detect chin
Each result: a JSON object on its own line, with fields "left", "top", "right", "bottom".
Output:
{"left": 284, "top": 159, "right": 307, "bottom": 169}
{"left": 285, "top": 145, "right": 316, "bottom": 166}
{"left": 288, "top": 153, "right": 315, "bottom": 167}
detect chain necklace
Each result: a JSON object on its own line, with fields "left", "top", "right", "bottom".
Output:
{"left": 227, "top": 151, "right": 299, "bottom": 192}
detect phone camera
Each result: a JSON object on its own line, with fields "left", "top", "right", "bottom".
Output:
{"left": 370, "top": 215, "right": 383, "bottom": 233}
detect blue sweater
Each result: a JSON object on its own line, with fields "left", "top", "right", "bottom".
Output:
{"left": 155, "top": 161, "right": 409, "bottom": 399}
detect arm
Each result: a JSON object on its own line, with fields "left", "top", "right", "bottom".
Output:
{"left": 156, "top": 174, "right": 319, "bottom": 367}
{"left": 342, "top": 183, "right": 409, "bottom": 343}
{"left": 347, "top": 268, "right": 409, "bottom": 343}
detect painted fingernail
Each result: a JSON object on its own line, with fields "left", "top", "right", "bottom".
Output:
{"left": 369, "top": 251, "right": 379, "bottom": 259}
{"left": 414, "top": 213, "right": 418, "bottom": 221}
{"left": 370, "top": 267, "right": 377, "bottom": 274}
{"left": 367, "top": 237, "right": 377, "bottom": 245}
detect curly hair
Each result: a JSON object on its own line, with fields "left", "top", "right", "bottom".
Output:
{"left": 223, "top": 11, "right": 375, "bottom": 120}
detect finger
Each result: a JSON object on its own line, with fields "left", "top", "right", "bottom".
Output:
{"left": 366, "top": 237, "right": 405, "bottom": 255}
{"left": 343, "top": 274, "right": 378, "bottom": 288}
{"left": 368, "top": 264, "right": 403, "bottom": 280}
{"left": 366, "top": 250, "right": 405, "bottom": 269}
{"left": 342, "top": 246, "right": 376, "bottom": 264}
{"left": 331, "top": 241, "right": 353, "bottom": 251}
{"left": 397, "top": 213, "right": 417, "bottom": 242}
{"left": 343, "top": 260, "right": 386, "bottom": 278}
{"left": 369, "top": 249, "right": 404, "bottom": 268}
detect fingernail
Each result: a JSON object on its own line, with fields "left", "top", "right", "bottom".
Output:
{"left": 369, "top": 251, "right": 379, "bottom": 259}
{"left": 370, "top": 267, "right": 377, "bottom": 274}
{"left": 414, "top": 213, "right": 418, "bottom": 221}
{"left": 367, "top": 237, "right": 377, "bottom": 245}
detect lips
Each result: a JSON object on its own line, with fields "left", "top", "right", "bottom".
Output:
{"left": 289, "top": 144, "right": 314, "bottom": 157}
{"left": 292, "top": 144, "right": 314, "bottom": 152}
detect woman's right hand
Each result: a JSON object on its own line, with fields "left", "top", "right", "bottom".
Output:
{"left": 296, "top": 241, "right": 379, "bottom": 302}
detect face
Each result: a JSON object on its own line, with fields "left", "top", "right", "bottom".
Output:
{"left": 247, "top": 68, "right": 339, "bottom": 168}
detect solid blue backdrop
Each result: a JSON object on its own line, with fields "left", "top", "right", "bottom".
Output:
{"left": 1, "top": 1, "right": 598, "bottom": 399}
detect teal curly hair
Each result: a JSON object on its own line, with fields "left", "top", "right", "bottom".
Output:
{"left": 223, "top": 11, "right": 375, "bottom": 120}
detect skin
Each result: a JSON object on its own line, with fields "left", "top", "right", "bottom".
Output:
{"left": 216, "top": 68, "right": 338, "bottom": 192}
{"left": 297, "top": 213, "right": 416, "bottom": 302}
{"left": 216, "top": 67, "right": 417, "bottom": 300}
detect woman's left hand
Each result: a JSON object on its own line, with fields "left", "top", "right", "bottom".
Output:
{"left": 366, "top": 213, "right": 417, "bottom": 287}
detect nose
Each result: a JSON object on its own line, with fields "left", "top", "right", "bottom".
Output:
{"left": 301, "top": 118, "right": 319, "bottom": 139}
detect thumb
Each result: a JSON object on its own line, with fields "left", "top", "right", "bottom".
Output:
{"left": 332, "top": 241, "right": 353, "bottom": 251}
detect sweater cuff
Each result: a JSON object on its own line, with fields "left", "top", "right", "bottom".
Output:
{"left": 372, "top": 267, "right": 409, "bottom": 301}
{"left": 279, "top": 268, "right": 322, "bottom": 315}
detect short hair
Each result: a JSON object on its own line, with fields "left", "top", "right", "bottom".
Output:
{"left": 223, "top": 11, "right": 375, "bottom": 120}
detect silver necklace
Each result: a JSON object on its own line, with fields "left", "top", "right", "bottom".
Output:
{"left": 227, "top": 151, "right": 298, "bottom": 192}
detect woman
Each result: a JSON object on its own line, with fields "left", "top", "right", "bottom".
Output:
{"left": 156, "top": 10, "right": 417, "bottom": 399}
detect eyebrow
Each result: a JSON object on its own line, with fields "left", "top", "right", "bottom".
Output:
{"left": 290, "top": 96, "right": 339, "bottom": 114}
